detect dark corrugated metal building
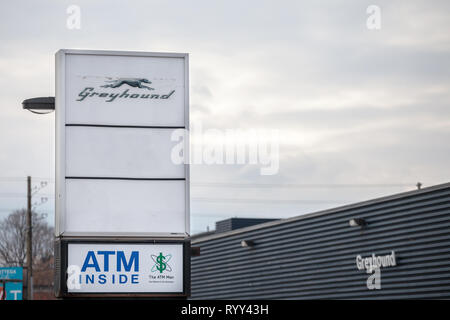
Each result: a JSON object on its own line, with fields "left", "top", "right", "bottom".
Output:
{"left": 190, "top": 182, "right": 450, "bottom": 299}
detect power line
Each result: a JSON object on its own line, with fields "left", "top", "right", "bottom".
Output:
{"left": 0, "top": 193, "right": 54, "bottom": 198}
{"left": 191, "top": 182, "right": 415, "bottom": 189}
{"left": 0, "top": 177, "right": 27, "bottom": 182}
{"left": 191, "top": 197, "right": 352, "bottom": 204}
{"left": 0, "top": 177, "right": 54, "bottom": 182}
{"left": 0, "top": 208, "right": 26, "bottom": 213}
{"left": 0, "top": 178, "right": 418, "bottom": 188}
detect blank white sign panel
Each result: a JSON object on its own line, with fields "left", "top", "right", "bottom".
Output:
{"left": 65, "top": 126, "right": 184, "bottom": 179}
{"left": 65, "top": 53, "right": 186, "bottom": 127}
{"left": 65, "top": 179, "right": 186, "bottom": 234}
{"left": 55, "top": 50, "right": 189, "bottom": 237}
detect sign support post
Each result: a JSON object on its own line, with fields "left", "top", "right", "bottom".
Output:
{"left": 54, "top": 49, "right": 190, "bottom": 298}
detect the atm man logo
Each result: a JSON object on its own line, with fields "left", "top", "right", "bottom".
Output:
{"left": 151, "top": 252, "right": 172, "bottom": 273}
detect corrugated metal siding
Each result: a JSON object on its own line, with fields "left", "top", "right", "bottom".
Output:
{"left": 190, "top": 184, "right": 450, "bottom": 299}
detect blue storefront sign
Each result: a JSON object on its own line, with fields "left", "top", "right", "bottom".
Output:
{"left": 0, "top": 267, "right": 23, "bottom": 300}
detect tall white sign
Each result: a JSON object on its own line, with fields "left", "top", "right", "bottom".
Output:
{"left": 55, "top": 50, "right": 189, "bottom": 237}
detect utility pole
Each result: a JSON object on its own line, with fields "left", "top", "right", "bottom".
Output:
{"left": 26, "top": 176, "right": 33, "bottom": 300}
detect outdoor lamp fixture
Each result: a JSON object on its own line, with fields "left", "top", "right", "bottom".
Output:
{"left": 241, "top": 240, "right": 255, "bottom": 248}
{"left": 349, "top": 218, "right": 367, "bottom": 227}
{"left": 22, "top": 97, "right": 55, "bottom": 114}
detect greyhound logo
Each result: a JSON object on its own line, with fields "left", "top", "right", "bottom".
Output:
{"left": 101, "top": 78, "right": 155, "bottom": 90}
{"left": 76, "top": 76, "right": 175, "bottom": 102}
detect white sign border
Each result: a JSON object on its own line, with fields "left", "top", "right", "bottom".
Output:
{"left": 55, "top": 49, "right": 190, "bottom": 238}
{"left": 59, "top": 239, "right": 190, "bottom": 297}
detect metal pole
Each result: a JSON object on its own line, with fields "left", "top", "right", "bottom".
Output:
{"left": 26, "top": 176, "right": 33, "bottom": 300}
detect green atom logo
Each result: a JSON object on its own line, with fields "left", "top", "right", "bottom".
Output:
{"left": 151, "top": 252, "right": 172, "bottom": 273}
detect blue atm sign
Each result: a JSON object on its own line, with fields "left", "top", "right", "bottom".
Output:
{"left": 0, "top": 267, "right": 23, "bottom": 300}
{"left": 67, "top": 243, "right": 184, "bottom": 293}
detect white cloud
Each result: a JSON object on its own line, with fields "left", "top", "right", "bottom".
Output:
{"left": 0, "top": 0, "right": 449, "bottom": 234}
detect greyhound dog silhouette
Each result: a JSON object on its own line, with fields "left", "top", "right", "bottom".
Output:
{"left": 101, "top": 78, "right": 155, "bottom": 90}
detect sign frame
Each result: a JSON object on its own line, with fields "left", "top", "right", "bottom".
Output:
{"left": 55, "top": 49, "right": 190, "bottom": 238}
{"left": 55, "top": 238, "right": 191, "bottom": 298}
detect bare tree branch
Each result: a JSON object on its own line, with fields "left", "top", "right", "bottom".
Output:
{"left": 0, "top": 209, "right": 54, "bottom": 267}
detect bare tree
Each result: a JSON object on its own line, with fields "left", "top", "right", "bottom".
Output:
{"left": 0, "top": 209, "right": 53, "bottom": 267}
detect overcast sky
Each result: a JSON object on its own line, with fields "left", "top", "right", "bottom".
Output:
{"left": 0, "top": 0, "right": 449, "bottom": 234}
